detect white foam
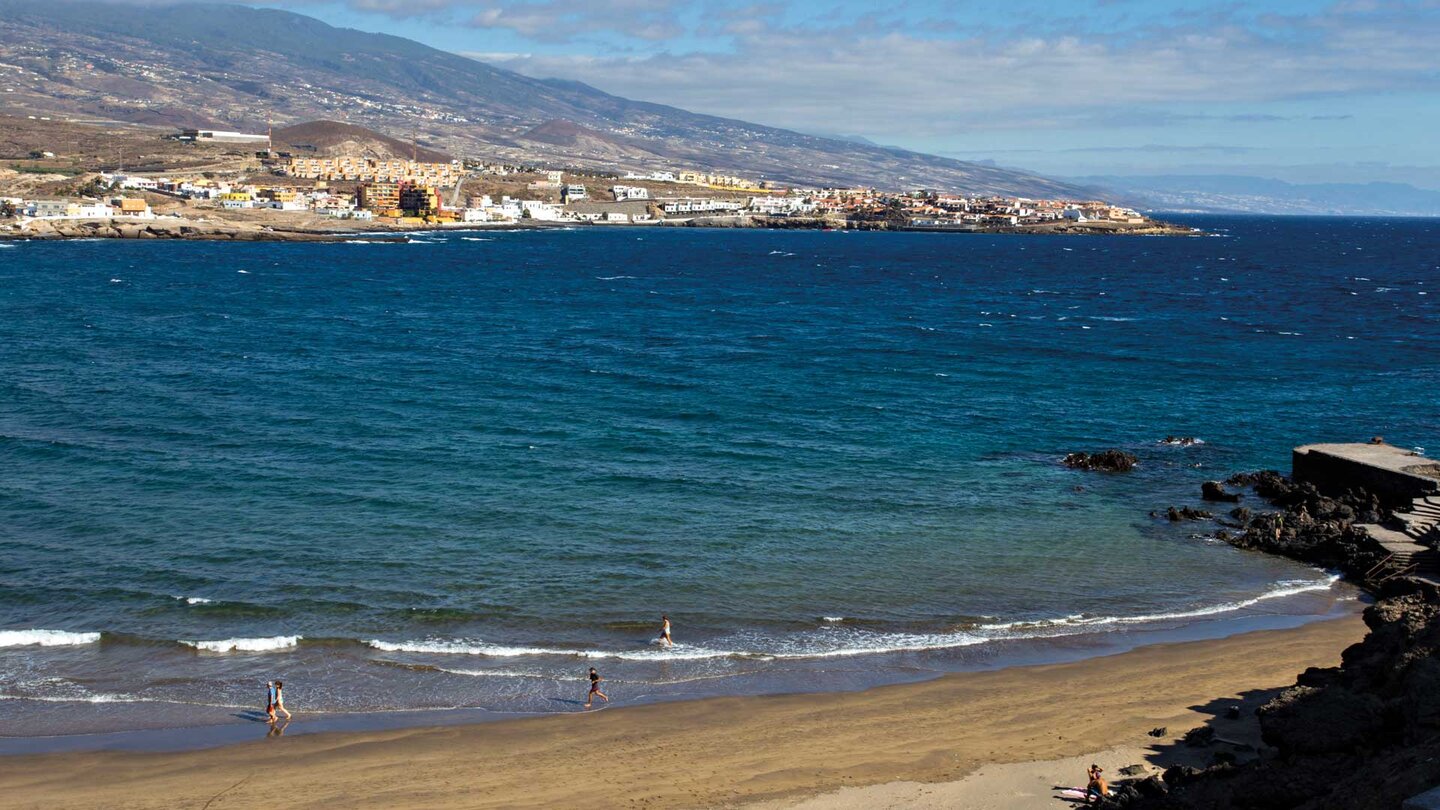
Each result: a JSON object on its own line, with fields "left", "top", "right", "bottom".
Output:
{"left": 172, "top": 596, "right": 212, "bottom": 605}
{"left": 0, "top": 692, "right": 139, "bottom": 703}
{"left": 360, "top": 576, "right": 1342, "bottom": 665}
{"left": 981, "top": 576, "right": 1340, "bottom": 633}
{"left": 0, "top": 629, "right": 101, "bottom": 648}
{"left": 595, "top": 275, "right": 637, "bottom": 280}
{"left": 367, "top": 638, "right": 737, "bottom": 661}
{"left": 183, "top": 635, "right": 300, "bottom": 653}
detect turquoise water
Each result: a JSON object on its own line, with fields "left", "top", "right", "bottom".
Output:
{"left": 0, "top": 216, "right": 1434, "bottom": 738}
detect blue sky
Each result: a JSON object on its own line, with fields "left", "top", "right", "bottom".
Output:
{"left": 275, "top": 0, "right": 1440, "bottom": 187}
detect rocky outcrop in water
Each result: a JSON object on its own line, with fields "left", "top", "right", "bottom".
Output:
{"left": 1064, "top": 450, "right": 1139, "bottom": 472}
{"left": 1201, "top": 481, "right": 1241, "bottom": 502}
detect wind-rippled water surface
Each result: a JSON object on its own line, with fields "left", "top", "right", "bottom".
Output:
{"left": 1, "top": 216, "right": 1436, "bottom": 739}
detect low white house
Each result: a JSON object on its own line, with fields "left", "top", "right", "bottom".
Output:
{"left": 521, "top": 200, "right": 564, "bottom": 221}
{"left": 659, "top": 198, "right": 744, "bottom": 215}
{"left": 611, "top": 185, "right": 650, "bottom": 201}
{"left": 748, "top": 196, "right": 815, "bottom": 215}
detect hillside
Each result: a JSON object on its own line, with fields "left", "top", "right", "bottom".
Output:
{"left": 1076, "top": 174, "right": 1440, "bottom": 217}
{"left": 0, "top": 0, "right": 1088, "bottom": 196}
{"left": 273, "top": 121, "right": 451, "bottom": 163}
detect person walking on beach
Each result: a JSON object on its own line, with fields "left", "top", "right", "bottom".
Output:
{"left": 269, "top": 680, "right": 292, "bottom": 722}
{"left": 659, "top": 614, "right": 673, "bottom": 647}
{"left": 265, "top": 681, "right": 277, "bottom": 723}
{"left": 584, "top": 667, "right": 609, "bottom": 708}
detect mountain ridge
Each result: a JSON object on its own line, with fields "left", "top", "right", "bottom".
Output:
{"left": 0, "top": 0, "right": 1090, "bottom": 196}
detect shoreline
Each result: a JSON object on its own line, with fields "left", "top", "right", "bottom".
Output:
{"left": 0, "top": 213, "right": 1199, "bottom": 242}
{"left": 0, "top": 589, "right": 1358, "bottom": 753}
{"left": 0, "top": 616, "right": 1365, "bottom": 809}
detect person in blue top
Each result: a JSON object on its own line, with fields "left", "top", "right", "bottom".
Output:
{"left": 266, "top": 680, "right": 292, "bottom": 722}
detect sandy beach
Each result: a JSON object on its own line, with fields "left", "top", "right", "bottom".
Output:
{"left": 0, "top": 615, "right": 1363, "bottom": 809}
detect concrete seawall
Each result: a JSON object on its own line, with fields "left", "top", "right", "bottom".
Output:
{"left": 1293, "top": 443, "right": 1440, "bottom": 506}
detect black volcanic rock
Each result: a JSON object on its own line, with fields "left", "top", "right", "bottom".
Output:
{"left": 1064, "top": 450, "right": 1138, "bottom": 472}
{"left": 1201, "top": 481, "right": 1241, "bottom": 502}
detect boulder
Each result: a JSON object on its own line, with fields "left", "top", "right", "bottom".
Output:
{"left": 1201, "top": 481, "right": 1242, "bottom": 502}
{"left": 1064, "top": 450, "right": 1138, "bottom": 472}
{"left": 1167, "top": 506, "right": 1213, "bottom": 522}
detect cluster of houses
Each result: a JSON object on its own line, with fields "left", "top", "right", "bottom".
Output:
{"left": 622, "top": 169, "right": 768, "bottom": 191}
{"left": 2, "top": 193, "right": 153, "bottom": 221}
{"left": 286, "top": 157, "right": 463, "bottom": 186}
{"left": 1, "top": 162, "right": 1146, "bottom": 230}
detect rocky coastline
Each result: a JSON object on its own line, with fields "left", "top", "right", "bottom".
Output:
{"left": 1098, "top": 470, "right": 1440, "bottom": 809}
{"left": 1, "top": 211, "right": 1199, "bottom": 243}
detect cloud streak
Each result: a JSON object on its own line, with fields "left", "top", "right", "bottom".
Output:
{"left": 447, "top": 2, "right": 1440, "bottom": 137}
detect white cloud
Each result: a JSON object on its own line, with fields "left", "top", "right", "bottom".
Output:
{"left": 467, "top": 4, "right": 1440, "bottom": 138}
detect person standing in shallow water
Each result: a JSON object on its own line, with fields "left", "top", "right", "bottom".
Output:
{"left": 584, "top": 667, "right": 608, "bottom": 708}
{"left": 269, "top": 680, "right": 292, "bottom": 722}
{"left": 659, "top": 615, "right": 673, "bottom": 647}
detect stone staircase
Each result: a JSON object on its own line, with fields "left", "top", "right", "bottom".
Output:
{"left": 1395, "top": 496, "right": 1440, "bottom": 546}
{"left": 1359, "top": 497, "right": 1440, "bottom": 584}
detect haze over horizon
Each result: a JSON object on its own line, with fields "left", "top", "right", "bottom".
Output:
{"left": 152, "top": 0, "right": 1440, "bottom": 191}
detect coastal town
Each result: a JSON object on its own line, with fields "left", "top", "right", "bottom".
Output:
{"left": 0, "top": 123, "right": 1185, "bottom": 240}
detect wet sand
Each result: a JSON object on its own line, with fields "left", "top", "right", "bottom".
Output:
{"left": 0, "top": 615, "right": 1364, "bottom": 809}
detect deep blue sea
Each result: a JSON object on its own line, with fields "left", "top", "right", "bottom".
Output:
{"left": 1, "top": 216, "right": 1436, "bottom": 743}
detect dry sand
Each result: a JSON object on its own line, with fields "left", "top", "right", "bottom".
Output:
{"left": 0, "top": 616, "right": 1364, "bottom": 809}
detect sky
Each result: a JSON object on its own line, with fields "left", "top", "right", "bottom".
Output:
{"left": 263, "top": 0, "right": 1440, "bottom": 187}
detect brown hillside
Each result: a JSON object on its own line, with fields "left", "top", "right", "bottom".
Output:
{"left": 520, "top": 119, "right": 624, "bottom": 148}
{"left": 273, "top": 121, "right": 451, "bottom": 162}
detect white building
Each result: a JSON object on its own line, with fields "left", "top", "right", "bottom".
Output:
{"left": 659, "top": 198, "right": 744, "bottom": 215}
{"left": 748, "top": 196, "right": 815, "bottom": 215}
{"left": 178, "top": 129, "right": 270, "bottom": 145}
{"left": 561, "top": 184, "right": 588, "bottom": 202}
{"left": 521, "top": 200, "right": 564, "bottom": 221}
{"left": 612, "top": 185, "right": 650, "bottom": 201}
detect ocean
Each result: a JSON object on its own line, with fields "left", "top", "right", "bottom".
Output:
{"left": 1, "top": 216, "right": 1435, "bottom": 747}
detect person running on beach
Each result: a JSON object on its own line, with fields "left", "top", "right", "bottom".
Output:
{"left": 1086, "top": 764, "right": 1109, "bottom": 804}
{"left": 659, "top": 615, "right": 673, "bottom": 647}
{"left": 269, "top": 680, "right": 292, "bottom": 722}
{"left": 584, "top": 667, "right": 609, "bottom": 708}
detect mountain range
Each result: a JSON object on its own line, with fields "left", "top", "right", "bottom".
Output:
{"left": 1076, "top": 175, "right": 1440, "bottom": 217}
{"left": 0, "top": 0, "right": 1087, "bottom": 197}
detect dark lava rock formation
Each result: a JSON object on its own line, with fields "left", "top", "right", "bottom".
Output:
{"left": 1064, "top": 450, "right": 1139, "bottom": 472}
{"left": 1100, "top": 471, "right": 1440, "bottom": 810}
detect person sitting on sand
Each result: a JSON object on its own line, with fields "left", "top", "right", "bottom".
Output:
{"left": 584, "top": 667, "right": 609, "bottom": 708}
{"left": 659, "top": 615, "right": 673, "bottom": 647}
{"left": 1086, "top": 764, "right": 1109, "bottom": 803}
{"left": 270, "top": 680, "right": 292, "bottom": 722}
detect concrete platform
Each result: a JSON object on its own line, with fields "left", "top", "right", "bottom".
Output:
{"left": 1294, "top": 443, "right": 1440, "bottom": 505}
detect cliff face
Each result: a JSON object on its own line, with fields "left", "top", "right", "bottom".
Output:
{"left": 1113, "top": 474, "right": 1440, "bottom": 810}
{"left": 1140, "top": 587, "right": 1440, "bottom": 809}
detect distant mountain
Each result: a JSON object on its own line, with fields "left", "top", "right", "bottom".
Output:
{"left": 0, "top": 0, "right": 1087, "bottom": 196}
{"left": 1076, "top": 174, "right": 1440, "bottom": 217}
{"left": 273, "top": 121, "right": 451, "bottom": 162}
